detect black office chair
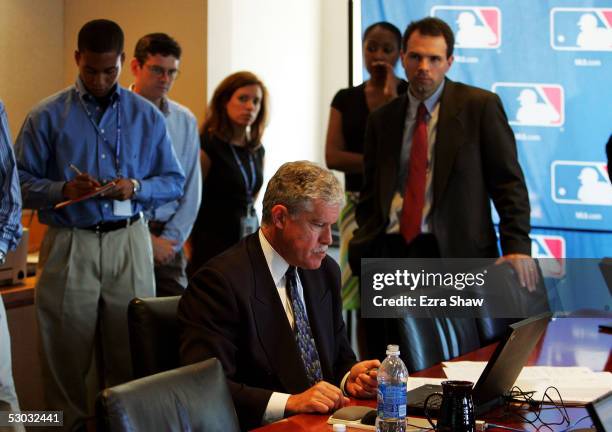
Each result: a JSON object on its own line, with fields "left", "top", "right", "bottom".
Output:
{"left": 391, "top": 261, "right": 549, "bottom": 372}
{"left": 128, "top": 296, "right": 181, "bottom": 378}
{"left": 96, "top": 358, "right": 240, "bottom": 432}
{"left": 394, "top": 317, "right": 482, "bottom": 373}
{"left": 475, "top": 261, "right": 549, "bottom": 345}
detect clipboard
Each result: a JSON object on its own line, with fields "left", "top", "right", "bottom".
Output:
{"left": 54, "top": 181, "right": 117, "bottom": 209}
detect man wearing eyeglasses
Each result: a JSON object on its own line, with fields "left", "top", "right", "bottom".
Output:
{"left": 130, "top": 33, "right": 202, "bottom": 296}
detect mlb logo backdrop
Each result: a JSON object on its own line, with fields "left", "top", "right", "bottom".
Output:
{"left": 551, "top": 8, "right": 612, "bottom": 51}
{"left": 492, "top": 83, "right": 564, "bottom": 127}
{"left": 431, "top": 6, "right": 501, "bottom": 48}
{"left": 362, "top": 0, "right": 612, "bottom": 259}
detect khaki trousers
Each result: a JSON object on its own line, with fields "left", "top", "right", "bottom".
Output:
{"left": 35, "top": 220, "right": 154, "bottom": 431}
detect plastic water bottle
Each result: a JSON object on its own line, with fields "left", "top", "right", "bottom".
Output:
{"left": 376, "top": 344, "right": 408, "bottom": 432}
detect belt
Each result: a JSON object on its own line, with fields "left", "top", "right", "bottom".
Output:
{"left": 82, "top": 213, "right": 142, "bottom": 233}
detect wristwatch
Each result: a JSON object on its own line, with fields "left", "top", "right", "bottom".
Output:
{"left": 130, "top": 179, "right": 141, "bottom": 196}
{"left": 0, "top": 251, "right": 6, "bottom": 265}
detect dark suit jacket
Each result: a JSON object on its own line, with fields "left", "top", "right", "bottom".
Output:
{"left": 179, "top": 233, "right": 356, "bottom": 431}
{"left": 349, "top": 79, "right": 531, "bottom": 272}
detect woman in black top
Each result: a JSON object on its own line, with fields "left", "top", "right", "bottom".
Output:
{"left": 189, "top": 71, "right": 268, "bottom": 274}
{"left": 325, "top": 22, "right": 406, "bottom": 356}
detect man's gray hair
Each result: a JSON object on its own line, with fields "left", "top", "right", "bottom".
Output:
{"left": 262, "top": 161, "right": 344, "bottom": 224}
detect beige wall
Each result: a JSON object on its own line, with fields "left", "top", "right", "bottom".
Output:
{"left": 207, "top": 0, "right": 349, "bottom": 199}
{"left": 63, "top": 0, "right": 208, "bottom": 123}
{"left": 0, "top": 0, "right": 207, "bottom": 135}
{"left": 2, "top": 0, "right": 207, "bottom": 243}
{"left": 0, "top": 0, "right": 64, "bottom": 138}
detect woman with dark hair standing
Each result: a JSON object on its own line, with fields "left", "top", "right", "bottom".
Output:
{"left": 325, "top": 22, "right": 406, "bottom": 357}
{"left": 189, "top": 71, "right": 267, "bottom": 274}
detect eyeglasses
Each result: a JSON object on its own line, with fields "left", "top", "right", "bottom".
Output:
{"left": 146, "top": 65, "right": 180, "bottom": 79}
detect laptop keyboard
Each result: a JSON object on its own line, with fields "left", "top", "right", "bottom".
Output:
{"left": 407, "top": 384, "right": 444, "bottom": 414}
{"left": 412, "top": 394, "right": 442, "bottom": 410}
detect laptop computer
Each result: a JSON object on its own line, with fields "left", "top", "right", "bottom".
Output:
{"left": 406, "top": 312, "right": 552, "bottom": 416}
{"left": 586, "top": 390, "right": 612, "bottom": 432}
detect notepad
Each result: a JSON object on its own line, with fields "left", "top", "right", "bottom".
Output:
{"left": 54, "top": 181, "right": 116, "bottom": 209}
{"left": 442, "top": 362, "right": 612, "bottom": 404}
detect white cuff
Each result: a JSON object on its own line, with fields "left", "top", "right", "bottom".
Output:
{"left": 340, "top": 371, "right": 351, "bottom": 396}
{"left": 262, "top": 392, "right": 291, "bottom": 424}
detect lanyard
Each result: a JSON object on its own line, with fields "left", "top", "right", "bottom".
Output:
{"left": 229, "top": 144, "right": 256, "bottom": 203}
{"left": 76, "top": 89, "right": 122, "bottom": 176}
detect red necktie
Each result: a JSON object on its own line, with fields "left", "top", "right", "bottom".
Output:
{"left": 400, "top": 103, "right": 428, "bottom": 244}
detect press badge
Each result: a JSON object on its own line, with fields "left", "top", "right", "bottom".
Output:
{"left": 113, "top": 199, "right": 132, "bottom": 216}
{"left": 240, "top": 204, "right": 259, "bottom": 238}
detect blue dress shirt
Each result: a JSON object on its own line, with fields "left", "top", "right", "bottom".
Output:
{"left": 0, "top": 100, "right": 22, "bottom": 254}
{"left": 147, "top": 96, "right": 202, "bottom": 251}
{"left": 14, "top": 79, "right": 185, "bottom": 228}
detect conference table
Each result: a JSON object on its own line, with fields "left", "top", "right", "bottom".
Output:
{"left": 253, "top": 317, "right": 611, "bottom": 431}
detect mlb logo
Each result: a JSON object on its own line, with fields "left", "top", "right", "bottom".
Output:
{"left": 551, "top": 161, "right": 612, "bottom": 205}
{"left": 492, "top": 83, "right": 564, "bottom": 127}
{"left": 531, "top": 235, "right": 566, "bottom": 278}
{"left": 550, "top": 8, "right": 612, "bottom": 51}
{"left": 431, "top": 6, "right": 501, "bottom": 49}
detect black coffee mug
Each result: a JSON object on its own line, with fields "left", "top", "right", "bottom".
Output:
{"left": 424, "top": 380, "right": 476, "bottom": 432}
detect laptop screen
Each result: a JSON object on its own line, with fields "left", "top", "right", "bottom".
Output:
{"left": 472, "top": 313, "right": 552, "bottom": 411}
{"left": 587, "top": 390, "right": 612, "bottom": 432}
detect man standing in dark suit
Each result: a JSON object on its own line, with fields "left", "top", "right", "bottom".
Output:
{"left": 350, "top": 16, "right": 535, "bottom": 276}
{"left": 349, "top": 17, "right": 538, "bottom": 358}
{"left": 179, "top": 161, "right": 380, "bottom": 430}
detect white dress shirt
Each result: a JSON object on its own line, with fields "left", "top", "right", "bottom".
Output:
{"left": 258, "top": 230, "right": 352, "bottom": 424}
{"left": 258, "top": 229, "right": 303, "bottom": 424}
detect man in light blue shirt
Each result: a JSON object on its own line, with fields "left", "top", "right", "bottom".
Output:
{"left": 0, "top": 99, "right": 25, "bottom": 431}
{"left": 14, "top": 20, "right": 184, "bottom": 431}
{"left": 130, "top": 33, "right": 202, "bottom": 295}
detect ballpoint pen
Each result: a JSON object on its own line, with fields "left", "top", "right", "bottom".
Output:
{"left": 69, "top": 163, "right": 83, "bottom": 176}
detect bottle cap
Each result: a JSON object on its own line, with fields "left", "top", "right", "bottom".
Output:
{"left": 386, "top": 344, "right": 400, "bottom": 355}
{"left": 332, "top": 424, "right": 347, "bottom": 432}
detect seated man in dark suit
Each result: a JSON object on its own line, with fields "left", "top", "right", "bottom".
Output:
{"left": 179, "top": 161, "right": 380, "bottom": 430}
